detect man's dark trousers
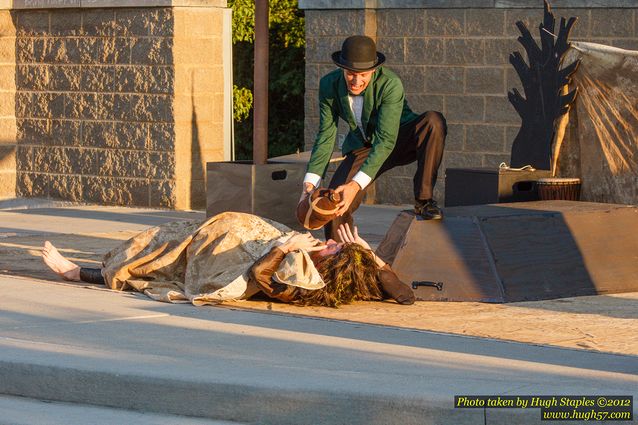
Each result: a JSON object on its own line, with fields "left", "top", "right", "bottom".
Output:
{"left": 326, "top": 111, "right": 447, "bottom": 241}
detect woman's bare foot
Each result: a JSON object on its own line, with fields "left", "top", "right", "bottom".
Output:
{"left": 42, "top": 241, "right": 81, "bottom": 281}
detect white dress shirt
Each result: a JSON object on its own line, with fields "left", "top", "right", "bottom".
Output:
{"left": 303, "top": 93, "right": 373, "bottom": 190}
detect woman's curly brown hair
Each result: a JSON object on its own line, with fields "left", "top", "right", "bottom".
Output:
{"left": 298, "top": 243, "right": 382, "bottom": 308}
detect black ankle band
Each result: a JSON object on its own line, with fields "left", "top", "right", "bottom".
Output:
{"left": 79, "top": 267, "right": 105, "bottom": 285}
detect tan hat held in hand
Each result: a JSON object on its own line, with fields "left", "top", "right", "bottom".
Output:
{"left": 296, "top": 188, "right": 341, "bottom": 230}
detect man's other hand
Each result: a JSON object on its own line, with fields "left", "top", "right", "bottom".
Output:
{"left": 299, "top": 182, "right": 315, "bottom": 203}
{"left": 334, "top": 180, "right": 361, "bottom": 216}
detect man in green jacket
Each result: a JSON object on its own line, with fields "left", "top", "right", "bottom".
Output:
{"left": 302, "top": 35, "right": 447, "bottom": 241}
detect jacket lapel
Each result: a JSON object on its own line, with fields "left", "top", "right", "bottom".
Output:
{"left": 361, "top": 72, "right": 376, "bottom": 136}
{"left": 337, "top": 74, "right": 357, "bottom": 130}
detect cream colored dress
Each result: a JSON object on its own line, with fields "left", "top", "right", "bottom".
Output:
{"left": 101, "top": 212, "right": 324, "bottom": 306}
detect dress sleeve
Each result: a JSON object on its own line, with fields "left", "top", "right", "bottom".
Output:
{"left": 377, "top": 264, "right": 415, "bottom": 305}
{"left": 248, "top": 247, "right": 300, "bottom": 303}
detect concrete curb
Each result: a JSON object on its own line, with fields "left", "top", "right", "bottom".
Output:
{"left": 0, "top": 198, "right": 80, "bottom": 211}
{"left": 0, "top": 360, "right": 544, "bottom": 425}
{"left": 0, "top": 394, "right": 239, "bottom": 425}
{"left": 0, "top": 360, "right": 438, "bottom": 424}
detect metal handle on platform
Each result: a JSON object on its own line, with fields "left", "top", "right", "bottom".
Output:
{"left": 412, "top": 281, "right": 444, "bottom": 291}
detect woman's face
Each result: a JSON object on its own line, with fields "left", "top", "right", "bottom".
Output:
{"left": 315, "top": 239, "right": 343, "bottom": 258}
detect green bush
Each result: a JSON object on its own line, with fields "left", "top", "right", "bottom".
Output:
{"left": 229, "top": 0, "right": 305, "bottom": 160}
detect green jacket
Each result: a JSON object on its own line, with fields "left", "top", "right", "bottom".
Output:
{"left": 307, "top": 67, "right": 419, "bottom": 180}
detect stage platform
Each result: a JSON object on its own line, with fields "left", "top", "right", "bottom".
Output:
{"left": 376, "top": 201, "right": 638, "bottom": 302}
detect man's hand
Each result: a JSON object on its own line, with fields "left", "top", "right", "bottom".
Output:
{"left": 334, "top": 180, "right": 361, "bottom": 216}
{"left": 299, "top": 182, "right": 315, "bottom": 203}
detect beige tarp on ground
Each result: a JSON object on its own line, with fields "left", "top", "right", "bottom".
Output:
{"left": 558, "top": 42, "right": 638, "bottom": 204}
{"left": 101, "top": 212, "right": 324, "bottom": 306}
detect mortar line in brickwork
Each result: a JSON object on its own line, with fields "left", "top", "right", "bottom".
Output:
{"left": 17, "top": 63, "right": 174, "bottom": 67}
{"left": 17, "top": 116, "right": 175, "bottom": 123}
{"left": 416, "top": 65, "right": 510, "bottom": 69}
{"left": 446, "top": 120, "right": 493, "bottom": 125}
{"left": 20, "top": 147, "right": 175, "bottom": 155}
{"left": 18, "top": 138, "right": 161, "bottom": 148}
{"left": 15, "top": 90, "right": 175, "bottom": 96}
{"left": 16, "top": 90, "right": 175, "bottom": 96}
{"left": 20, "top": 120, "right": 180, "bottom": 128}
{"left": 463, "top": 9, "right": 467, "bottom": 36}
{"left": 23, "top": 172, "right": 172, "bottom": 182}
{"left": 15, "top": 36, "right": 176, "bottom": 40}
{"left": 393, "top": 35, "right": 511, "bottom": 40}
{"left": 482, "top": 97, "right": 487, "bottom": 122}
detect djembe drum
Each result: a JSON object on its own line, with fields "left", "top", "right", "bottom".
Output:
{"left": 536, "top": 177, "right": 581, "bottom": 201}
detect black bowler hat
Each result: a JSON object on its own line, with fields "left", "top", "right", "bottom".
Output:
{"left": 332, "top": 35, "right": 385, "bottom": 72}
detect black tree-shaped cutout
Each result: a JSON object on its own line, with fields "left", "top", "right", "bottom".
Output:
{"left": 508, "top": 1, "right": 580, "bottom": 170}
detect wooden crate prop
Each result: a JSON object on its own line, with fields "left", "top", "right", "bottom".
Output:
{"left": 206, "top": 161, "right": 305, "bottom": 228}
{"left": 206, "top": 152, "right": 344, "bottom": 229}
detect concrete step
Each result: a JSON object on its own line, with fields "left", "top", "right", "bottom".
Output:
{"left": 0, "top": 395, "right": 244, "bottom": 425}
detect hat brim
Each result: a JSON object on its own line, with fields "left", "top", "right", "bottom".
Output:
{"left": 331, "top": 51, "right": 386, "bottom": 72}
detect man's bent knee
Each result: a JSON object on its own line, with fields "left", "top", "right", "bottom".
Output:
{"left": 422, "top": 111, "right": 447, "bottom": 136}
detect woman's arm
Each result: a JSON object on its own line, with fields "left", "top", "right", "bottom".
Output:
{"left": 249, "top": 246, "right": 299, "bottom": 302}
{"left": 277, "top": 233, "right": 326, "bottom": 255}
{"left": 249, "top": 234, "right": 326, "bottom": 303}
{"left": 377, "top": 265, "right": 415, "bottom": 305}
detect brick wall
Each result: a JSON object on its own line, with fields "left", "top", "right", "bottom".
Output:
{"left": 0, "top": 3, "right": 229, "bottom": 210}
{"left": 0, "top": 11, "right": 16, "bottom": 199}
{"left": 302, "top": 3, "right": 638, "bottom": 205}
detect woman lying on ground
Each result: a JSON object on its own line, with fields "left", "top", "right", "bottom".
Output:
{"left": 42, "top": 212, "right": 414, "bottom": 307}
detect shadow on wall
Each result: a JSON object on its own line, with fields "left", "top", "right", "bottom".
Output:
{"left": 0, "top": 144, "right": 17, "bottom": 199}
{"left": 191, "top": 74, "right": 204, "bottom": 210}
{"left": 0, "top": 144, "right": 16, "bottom": 168}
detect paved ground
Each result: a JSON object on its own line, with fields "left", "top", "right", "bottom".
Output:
{"left": 0, "top": 199, "right": 636, "bottom": 424}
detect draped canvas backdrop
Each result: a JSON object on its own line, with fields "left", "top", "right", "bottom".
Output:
{"left": 557, "top": 42, "right": 638, "bottom": 205}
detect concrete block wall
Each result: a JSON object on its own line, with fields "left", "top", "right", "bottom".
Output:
{"left": 300, "top": 1, "right": 638, "bottom": 205}
{"left": 0, "top": 11, "right": 16, "bottom": 199}
{"left": 0, "top": 1, "right": 229, "bottom": 210}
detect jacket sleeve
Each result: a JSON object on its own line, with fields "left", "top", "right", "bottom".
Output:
{"left": 306, "top": 77, "right": 339, "bottom": 177}
{"left": 248, "top": 247, "right": 300, "bottom": 303}
{"left": 359, "top": 77, "right": 405, "bottom": 179}
{"left": 378, "top": 264, "right": 415, "bottom": 305}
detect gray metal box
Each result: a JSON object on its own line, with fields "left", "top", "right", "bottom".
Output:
{"left": 445, "top": 167, "right": 552, "bottom": 207}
